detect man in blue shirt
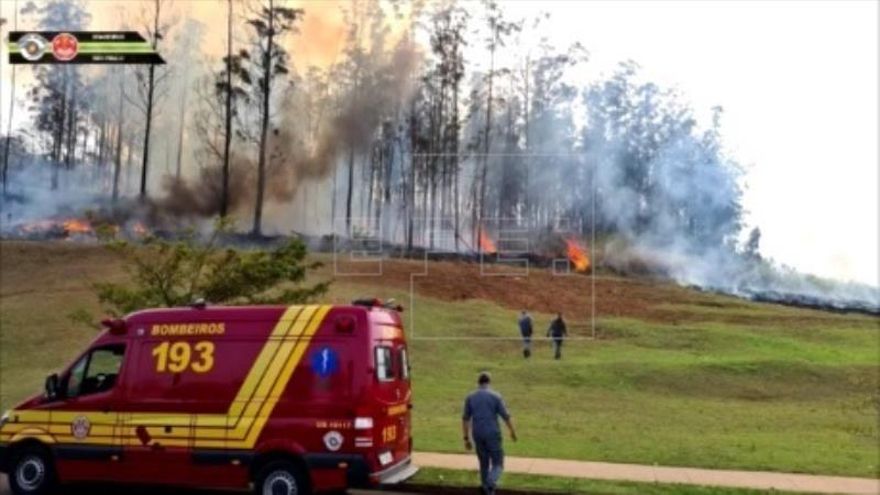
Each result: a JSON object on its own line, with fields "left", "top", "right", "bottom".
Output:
{"left": 462, "top": 372, "right": 518, "bottom": 495}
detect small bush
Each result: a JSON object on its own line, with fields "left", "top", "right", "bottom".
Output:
{"left": 93, "top": 220, "right": 330, "bottom": 316}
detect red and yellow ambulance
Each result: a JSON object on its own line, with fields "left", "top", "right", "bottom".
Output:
{"left": 0, "top": 300, "right": 416, "bottom": 494}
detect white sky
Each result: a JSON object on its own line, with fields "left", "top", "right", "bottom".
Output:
{"left": 502, "top": 0, "right": 879, "bottom": 286}
{"left": 1, "top": 0, "right": 877, "bottom": 286}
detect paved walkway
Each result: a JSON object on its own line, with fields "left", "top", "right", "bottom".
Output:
{"left": 2, "top": 456, "right": 877, "bottom": 494}
{"left": 413, "top": 452, "right": 880, "bottom": 495}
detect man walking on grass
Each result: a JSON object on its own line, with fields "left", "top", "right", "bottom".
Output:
{"left": 518, "top": 310, "right": 533, "bottom": 358}
{"left": 547, "top": 312, "right": 568, "bottom": 359}
{"left": 462, "top": 371, "right": 517, "bottom": 495}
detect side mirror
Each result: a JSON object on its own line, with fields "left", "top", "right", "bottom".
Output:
{"left": 45, "top": 373, "right": 60, "bottom": 401}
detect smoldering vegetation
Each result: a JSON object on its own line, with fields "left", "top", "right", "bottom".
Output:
{"left": 0, "top": 0, "right": 876, "bottom": 314}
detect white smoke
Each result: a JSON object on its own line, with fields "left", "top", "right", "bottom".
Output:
{"left": 589, "top": 126, "right": 879, "bottom": 314}
{"left": 1, "top": 159, "right": 110, "bottom": 229}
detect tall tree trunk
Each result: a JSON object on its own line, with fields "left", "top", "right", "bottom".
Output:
{"left": 1, "top": 0, "right": 18, "bottom": 195}
{"left": 220, "top": 0, "right": 233, "bottom": 217}
{"left": 113, "top": 69, "right": 126, "bottom": 202}
{"left": 175, "top": 74, "right": 189, "bottom": 179}
{"left": 125, "top": 133, "right": 135, "bottom": 192}
{"left": 478, "top": 37, "right": 495, "bottom": 248}
{"left": 405, "top": 110, "right": 416, "bottom": 252}
{"left": 330, "top": 165, "right": 337, "bottom": 232}
{"left": 140, "top": 63, "right": 155, "bottom": 197}
{"left": 366, "top": 147, "right": 375, "bottom": 230}
{"left": 252, "top": 0, "right": 275, "bottom": 236}
{"left": 97, "top": 117, "right": 106, "bottom": 167}
{"left": 140, "top": 0, "right": 161, "bottom": 199}
{"left": 80, "top": 127, "right": 88, "bottom": 172}
{"left": 431, "top": 80, "right": 445, "bottom": 249}
{"left": 65, "top": 68, "right": 78, "bottom": 170}
{"left": 52, "top": 74, "right": 69, "bottom": 190}
{"left": 523, "top": 56, "right": 530, "bottom": 228}
{"left": 452, "top": 68, "right": 460, "bottom": 252}
{"left": 345, "top": 147, "right": 355, "bottom": 235}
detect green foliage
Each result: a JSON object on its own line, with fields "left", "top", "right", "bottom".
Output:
{"left": 67, "top": 307, "right": 99, "bottom": 329}
{"left": 413, "top": 467, "right": 789, "bottom": 495}
{"left": 93, "top": 221, "right": 329, "bottom": 316}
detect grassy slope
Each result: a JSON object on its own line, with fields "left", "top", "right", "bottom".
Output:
{"left": 0, "top": 242, "right": 877, "bottom": 479}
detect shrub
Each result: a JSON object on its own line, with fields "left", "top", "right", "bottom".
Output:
{"left": 93, "top": 220, "right": 330, "bottom": 316}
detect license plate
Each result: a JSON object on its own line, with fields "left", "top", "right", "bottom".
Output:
{"left": 379, "top": 451, "right": 393, "bottom": 466}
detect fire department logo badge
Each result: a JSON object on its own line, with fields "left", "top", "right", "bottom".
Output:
{"left": 323, "top": 430, "right": 343, "bottom": 452}
{"left": 71, "top": 415, "right": 91, "bottom": 439}
{"left": 51, "top": 33, "right": 79, "bottom": 61}
{"left": 18, "top": 33, "right": 48, "bottom": 62}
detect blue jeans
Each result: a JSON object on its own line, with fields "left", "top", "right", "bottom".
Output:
{"left": 474, "top": 433, "right": 504, "bottom": 491}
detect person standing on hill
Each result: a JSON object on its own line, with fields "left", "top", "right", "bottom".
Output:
{"left": 462, "top": 371, "right": 518, "bottom": 495}
{"left": 547, "top": 312, "right": 568, "bottom": 359}
{"left": 518, "top": 310, "right": 533, "bottom": 358}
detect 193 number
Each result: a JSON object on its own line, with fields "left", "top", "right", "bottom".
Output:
{"left": 152, "top": 341, "right": 215, "bottom": 373}
{"left": 382, "top": 425, "right": 397, "bottom": 443}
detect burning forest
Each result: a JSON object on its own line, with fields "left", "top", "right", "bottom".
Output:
{"left": 0, "top": 0, "right": 877, "bottom": 317}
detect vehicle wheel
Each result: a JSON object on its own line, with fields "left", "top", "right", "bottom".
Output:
{"left": 254, "top": 460, "right": 311, "bottom": 495}
{"left": 8, "top": 446, "right": 57, "bottom": 495}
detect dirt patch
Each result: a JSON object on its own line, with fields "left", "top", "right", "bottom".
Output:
{"left": 331, "top": 257, "right": 868, "bottom": 329}
{"left": 333, "top": 258, "right": 704, "bottom": 324}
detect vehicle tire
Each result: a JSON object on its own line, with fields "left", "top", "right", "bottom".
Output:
{"left": 254, "top": 460, "right": 311, "bottom": 495}
{"left": 8, "top": 445, "right": 57, "bottom": 495}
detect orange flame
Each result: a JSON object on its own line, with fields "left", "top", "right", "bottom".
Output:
{"left": 132, "top": 221, "right": 148, "bottom": 237}
{"left": 565, "top": 238, "right": 590, "bottom": 273}
{"left": 62, "top": 218, "right": 92, "bottom": 235}
{"left": 479, "top": 229, "right": 497, "bottom": 255}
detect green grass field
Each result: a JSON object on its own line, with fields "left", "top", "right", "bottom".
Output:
{"left": 1, "top": 241, "right": 877, "bottom": 480}
{"left": 409, "top": 468, "right": 804, "bottom": 494}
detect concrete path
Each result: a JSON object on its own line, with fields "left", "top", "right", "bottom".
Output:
{"left": 3, "top": 455, "right": 878, "bottom": 494}
{"left": 413, "top": 452, "right": 880, "bottom": 494}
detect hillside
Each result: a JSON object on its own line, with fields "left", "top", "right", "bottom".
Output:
{"left": 0, "top": 241, "right": 877, "bottom": 478}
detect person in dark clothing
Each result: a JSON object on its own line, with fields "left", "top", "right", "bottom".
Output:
{"left": 547, "top": 312, "right": 568, "bottom": 359}
{"left": 462, "top": 372, "right": 517, "bottom": 495}
{"left": 518, "top": 310, "right": 533, "bottom": 358}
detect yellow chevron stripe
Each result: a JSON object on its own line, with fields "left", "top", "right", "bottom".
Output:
{"left": 227, "top": 305, "right": 305, "bottom": 419}
{"left": 236, "top": 305, "right": 329, "bottom": 448}
{"left": 222, "top": 305, "right": 318, "bottom": 442}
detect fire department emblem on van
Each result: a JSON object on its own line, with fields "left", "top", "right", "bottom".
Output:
{"left": 323, "top": 430, "right": 343, "bottom": 451}
{"left": 71, "top": 415, "right": 91, "bottom": 439}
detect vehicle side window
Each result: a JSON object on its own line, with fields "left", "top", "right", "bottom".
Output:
{"left": 66, "top": 345, "right": 125, "bottom": 398}
{"left": 375, "top": 346, "right": 394, "bottom": 382}
{"left": 66, "top": 355, "right": 88, "bottom": 398}
{"left": 399, "top": 346, "right": 410, "bottom": 380}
